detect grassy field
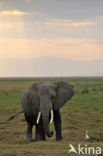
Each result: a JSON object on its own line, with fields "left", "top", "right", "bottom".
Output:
{"left": 0, "top": 77, "right": 103, "bottom": 156}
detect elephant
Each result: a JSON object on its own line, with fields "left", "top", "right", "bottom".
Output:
{"left": 20, "top": 81, "right": 74, "bottom": 141}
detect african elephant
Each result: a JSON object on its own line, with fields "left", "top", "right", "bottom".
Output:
{"left": 21, "top": 81, "right": 74, "bottom": 141}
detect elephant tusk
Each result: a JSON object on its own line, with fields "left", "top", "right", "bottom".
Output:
{"left": 50, "top": 110, "right": 53, "bottom": 124}
{"left": 36, "top": 111, "right": 41, "bottom": 124}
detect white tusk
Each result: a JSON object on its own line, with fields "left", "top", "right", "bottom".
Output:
{"left": 50, "top": 110, "right": 53, "bottom": 124}
{"left": 36, "top": 112, "right": 41, "bottom": 124}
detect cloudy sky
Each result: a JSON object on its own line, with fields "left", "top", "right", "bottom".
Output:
{"left": 0, "top": 0, "right": 103, "bottom": 76}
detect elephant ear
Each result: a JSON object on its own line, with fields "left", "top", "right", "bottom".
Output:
{"left": 29, "top": 82, "right": 40, "bottom": 114}
{"left": 21, "top": 82, "right": 40, "bottom": 115}
{"left": 54, "top": 81, "right": 74, "bottom": 110}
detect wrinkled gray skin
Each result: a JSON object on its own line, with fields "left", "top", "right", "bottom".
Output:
{"left": 21, "top": 81, "right": 74, "bottom": 141}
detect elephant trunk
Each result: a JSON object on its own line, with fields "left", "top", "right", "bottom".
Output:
{"left": 42, "top": 110, "right": 53, "bottom": 137}
{"left": 38, "top": 96, "right": 54, "bottom": 137}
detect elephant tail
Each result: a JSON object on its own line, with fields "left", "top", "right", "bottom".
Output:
{"left": 7, "top": 111, "right": 24, "bottom": 121}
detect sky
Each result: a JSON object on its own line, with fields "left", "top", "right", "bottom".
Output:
{"left": 0, "top": 0, "right": 103, "bottom": 76}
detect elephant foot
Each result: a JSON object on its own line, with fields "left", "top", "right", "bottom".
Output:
{"left": 42, "top": 136, "right": 46, "bottom": 141}
{"left": 34, "top": 135, "right": 46, "bottom": 141}
{"left": 34, "top": 138, "right": 42, "bottom": 141}
{"left": 56, "top": 136, "right": 62, "bottom": 141}
{"left": 27, "top": 137, "right": 33, "bottom": 141}
{"left": 27, "top": 133, "right": 33, "bottom": 141}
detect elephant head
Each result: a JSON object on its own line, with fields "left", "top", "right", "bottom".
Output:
{"left": 36, "top": 82, "right": 57, "bottom": 137}
{"left": 21, "top": 81, "right": 74, "bottom": 138}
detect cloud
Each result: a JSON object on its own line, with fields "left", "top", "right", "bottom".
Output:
{"left": 0, "top": 22, "right": 13, "bottom": 29}
{"left": 0, "top": 10, "right": 30, "bottom": 15}
{"left": 0, "top": 38, "right": 103, "bottom": 61}
{"left": 35, "top": 18, "right": 95, "bottom": 28}
{"left": 0, "top": 16, "right": 96, "bottom": 30}
{"left": 0, "top": 21, "right": 25, "bottom": 29}
{"left": 24, "top": 0, "right": 32, "bottom": 2}
{"left": 0, "top": 12, "right": 102, "bottom": 42}
{"left": 0, "top": 2, "right": 2, "bottom": 6}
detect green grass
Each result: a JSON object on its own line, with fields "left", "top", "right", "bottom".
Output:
{"left": 0, "top": 77, "right": 103, "bottom": 156}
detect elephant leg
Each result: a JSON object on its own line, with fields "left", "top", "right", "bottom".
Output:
{"left": 35, "top": 123, "right": 46, "bottom": 141}
{"left": 54, "top": 110, "right": 62, "bottom": 141}
{"left": 27, "top": 122, "right": 33, "bottom": 141}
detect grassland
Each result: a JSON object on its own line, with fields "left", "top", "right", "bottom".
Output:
{"left": 0, "top": 77, "right": 103, "bottom": 156}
